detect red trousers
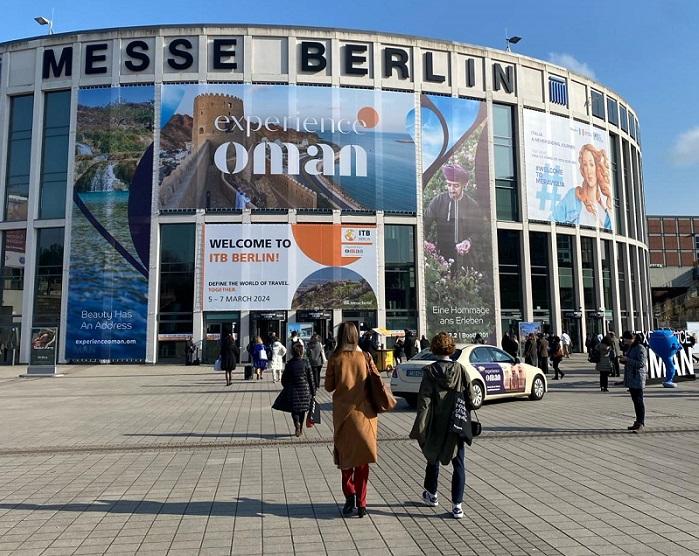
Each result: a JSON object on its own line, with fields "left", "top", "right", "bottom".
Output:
{"left": 341, "top": 465, "right": 369, "bottom": 508}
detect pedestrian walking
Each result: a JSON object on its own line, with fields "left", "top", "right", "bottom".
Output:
{"left": 473, "top": 333, "right": 484, "bottom": 344}
{"left": 419, "top": 335, "right": 429, "bottom": 350}
{"left": 289, "top": 330, "right": 304, "bottom": 352}
{"left": 537, "top": 334, "right": 549, "bottom": 375}
{"left": 306, "top": 334, "right": 325, "bottom": 389}
{"left": 325, "top": 322, "right": 378, "bottom": 518}
{"left": 251, "top": 336, "right": 268, "bottom": 380}
{"left": 595, "top": 336, "right": 613, "bottom": 391}
{"left": 219, "top": 330, "right": 239, "bottom": 386}
{"left": 502, "top": 333, "right": 518, "bottom": 359}
{"left": 359, "top": 330, "right": 379, "bottom": 362}
{"left": 561, "top": 330, "right": 572, "bottom": 357}
{"left": 549, "top": 336, "right": 565, "bottom": 379}
{"left": 324, "top": 333, "right": 337, "bottom": 360}
{"left": 607, "top": 332, "right": 621, "bottom": 377}
{"left": 409, "top": 332, "right": 470, "bottom": 519}
{"left": 524, "top": 333, "right": 538, "bottom": 367}
{"left": 269, "top": 334, "right": 287, "bottom": 383}
{"left": 621, "top": 331, "right": 648, "bottom": 432}
{"left": 393, "top": 338, "right": 405, "bottom": 365}
{"left": 404, "top": 330, "right": 418, "bottom": 360}
{"left": 274, "top": 342, "right": 315, "bottom": 437}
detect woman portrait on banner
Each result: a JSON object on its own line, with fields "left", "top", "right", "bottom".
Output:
{"left": 552, "top": 144, "right": 613, "bottom": 230}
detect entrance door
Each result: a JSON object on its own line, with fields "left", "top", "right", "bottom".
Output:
{"left": 249, "top": 311, "right": 287, "bottom": 356}
{"left": 203, "top": 313, "right": 240, "bottom": 364}
{"left": 564, "top": 318, "right": 582, "bottom": 353}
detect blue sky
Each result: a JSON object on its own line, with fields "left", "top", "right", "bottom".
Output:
{"left": 3, "top": 0, "right": 697, "bottom": 215}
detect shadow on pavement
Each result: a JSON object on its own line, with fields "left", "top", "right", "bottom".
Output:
{"left": 0, "top": 498, "right": 460, "bottom": 521}
{"left": 123, "top": 432, "right": 295, "bottom": 439}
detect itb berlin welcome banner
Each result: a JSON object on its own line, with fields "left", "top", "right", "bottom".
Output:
{"left": 203, "top": 224, "right": 377, "bottom": 311}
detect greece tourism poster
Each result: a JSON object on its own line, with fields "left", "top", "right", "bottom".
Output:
{"left": 523, "top": 109, "right": 614, "bottom": 231}
{"left": 65, "top": 86, "right": 154, "bottom": 362}
{"left": 159, "top": 84, "right": 417, "bottom": 212}
{"left": 203, "top": 223, "right": 377, "bottom": 311}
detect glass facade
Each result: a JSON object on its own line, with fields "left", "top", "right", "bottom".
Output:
{"left": 498, "top": 230, "right": 522, "bottom": 334}
{"left": 0, "top": 229, "right": 26, "bottom": 318}
{"left": 384, "top": 225, "right": 416, "bottom": 330}
{"left": 158, "top": 224, "right": 196, "bottom": 332}
{"left": 39, "top": 90, "right": 71, "bottom": 219}
{"left": 557, "top": 235, "right": 576, "bottom": 310}
{"left": 591, "top": 90, "right": 605, "bottom": 119}
{"left": 32, "top": 227, "right": 64, "bottom": 327}
{"left": 529, "top": 232, "right": 551, "bottom": 328}
{"left": 493, "top": 104, "right": 518, "bottom": 222}
{"left": 4, "top": 95, "right": 34, "bottom": 221}
{"left": 601, "top": 240, "right": 613, "bottom": 311}
{"left": 609, "top": 134, "right": 625, "bottom": 236}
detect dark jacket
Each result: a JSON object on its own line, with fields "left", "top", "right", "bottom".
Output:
{"left": 359, "top": 334, "right": 379, "bottom": 358}
{"left": 252, "top": 343, "right": 267, "bottom": 369}
{"left": 307, "top": 339, "right": 324, "bottom": 367}
{"left": 219, "top": 335, "right": 239, "bottom": 372}
{"left": 409, "top": 359, "right": 470, "bottom": 465}
{"left": 419, "top": 337, "right": 429, "bottom": 350}
{"left": 595, "top": 344, "right": 613, "bottom": 373}
{"left": 549, "top": 338, "right": 563, "bottom": 361}
{"left": 502, "top": 335, "right": 518, "bottom": 358}
{"left": 538, "top": 337, "right": 549, "bottom": 359}
{"left": 393, "top": 339, "right": 405, "bottom": 360}
{"left": 280, "top": 357, "right": 315, "bottom": 413}
{"left": 404, "top": 334, "right": 418, "bottom": 359}
{"left": 624, "top": 344, "right": 647, "bottom": 389}
{"left": 524, "top": 338, "right": 538, "bottom": 366}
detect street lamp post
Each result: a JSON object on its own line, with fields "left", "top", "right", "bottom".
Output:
{"left": 34, "top": 15, "right": 54, "bottom": 35}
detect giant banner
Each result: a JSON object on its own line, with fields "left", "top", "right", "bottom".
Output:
{"left": 415, "top": 96, "right": 495, "bottom": 342}
{"left": 523, "top": 110, "right": 614, "bottom": 231}
{"left": 204, "top": 224, "right": 377, "bottom": 311}
{"left": 65, "top": 87, "right": 154, "bottom": 361}
{"left": 159, "top": 84, "right": 417, "bottom": 212}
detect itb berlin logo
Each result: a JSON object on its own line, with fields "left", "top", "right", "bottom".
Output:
{"left": 212, "top": 107, "right": 380, "bottom": 177}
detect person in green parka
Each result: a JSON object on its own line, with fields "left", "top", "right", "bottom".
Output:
{"left": 409, "top": 332, "right": 470, "bottom": 519}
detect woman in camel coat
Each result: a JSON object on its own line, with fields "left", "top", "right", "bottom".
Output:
{"left": 325, "top": 321, "right": 378, "bottom": 519}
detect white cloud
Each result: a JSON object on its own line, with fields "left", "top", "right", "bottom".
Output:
{"left": 671, "top": 127, "right": 699, "bottom": 166}
{"left": 548, "top": 53, "right": 596, "bottom": 80}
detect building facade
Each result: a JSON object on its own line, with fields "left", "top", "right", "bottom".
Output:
{"left": 647, "top": 215, "right": 699, "bottom": 329}
{"left": 0, "top": 24, "right": 651, "bottom": 364}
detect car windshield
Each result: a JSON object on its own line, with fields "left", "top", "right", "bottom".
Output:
{"left": 410, "top": 349, "right": 462, "bottom": 361}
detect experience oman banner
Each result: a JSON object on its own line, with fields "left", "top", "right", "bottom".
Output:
{"left": 203, "top": 224, "right": 377, "bottom": 311}
{"left": 65, "top": 87, "right": 154, "bottom": 361}
{"left": 159, "top": 84, "right": 416, "bottom": 212}
{"left": 523, "top": 109, "right": 613, "bottom": 231}
{"left": 412, "top": 95, "right": 495, "bottom": 342}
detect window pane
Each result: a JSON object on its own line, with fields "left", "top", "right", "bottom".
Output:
{"left": 619, "top": 105, "right": 628, "bottom": 132}
{"left": 5, "top": 95, "right": 34, "bottom": 221}
{"left": 39, "top": 90, "right": 71, "bottom": 219}
{"left": 0, "top": 230, "right": 26, "bottom": 318}
{"left": 33, "top": 227, "right": 64, "bottom": 327}
{"left": 159, "top": 224, "right": 195, "bottom": 315}
{"left": 591, "top": 90, "right": 605, "bottom": 120}
{"left": 606, "top": 98, "right": 618, "bottom": 126}
{"left": 493, "top": 104, "right": 519, "bottom": 222}
{"left": 384, "top": 225, "right": 414, "bottom": 265}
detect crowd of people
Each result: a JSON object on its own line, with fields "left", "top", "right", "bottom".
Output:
{"left": 209, "top": 321, "right": 653, "bottom": 519}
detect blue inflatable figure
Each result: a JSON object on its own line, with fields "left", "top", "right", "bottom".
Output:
{"left": 648, "top": 329, "right": 682, "bottom": 388}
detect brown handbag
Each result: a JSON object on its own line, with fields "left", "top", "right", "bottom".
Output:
{"left": 363, "top": 352, "right": 397, "bottom": 413}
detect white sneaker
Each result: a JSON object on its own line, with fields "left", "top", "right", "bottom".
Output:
{"left": 452, "top": 504, "right": 463, "bottom": 519}
{"left": 421, "top": 490, "right": 438, "bottom": 507}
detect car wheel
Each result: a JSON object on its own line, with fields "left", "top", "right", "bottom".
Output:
{"left": 529, "top": 375, "right": 545, "bottom": 401}
{"left": 470, "top": 381, "right": 484, "bottom": 410}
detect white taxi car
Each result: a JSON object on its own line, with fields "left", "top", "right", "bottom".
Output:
{"left": 390, "top": 344, "right": 547, "bottom": 409}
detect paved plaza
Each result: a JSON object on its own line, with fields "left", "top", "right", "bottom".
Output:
{"left": 0, "top": 355, "right": 698, "bottom": 555}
